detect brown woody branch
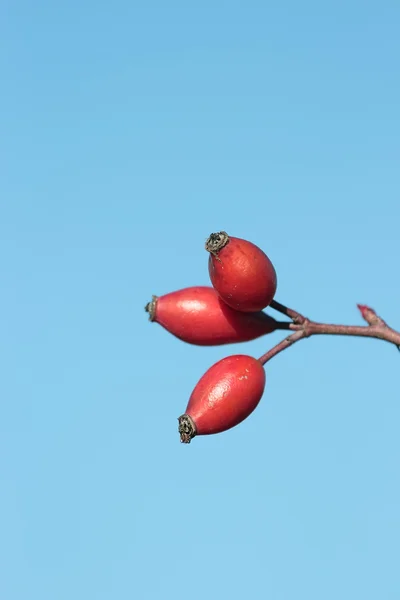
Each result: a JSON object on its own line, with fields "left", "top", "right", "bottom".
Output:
{"left": 259, "top": 300, "right": 400, "bottom": 366}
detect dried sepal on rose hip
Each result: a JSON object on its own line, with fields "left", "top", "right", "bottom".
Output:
{"left": 206, "top": 231, "right": 277, "bottom": 312}
{"left": 145, "top": 286, "right": 278, "bottom": 346}
{"left": 178, "top": 354, "right": 266, "bottom": 443}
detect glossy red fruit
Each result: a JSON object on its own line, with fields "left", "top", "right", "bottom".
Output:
{"left": 206, "top": 231, "right": 277, "bottom": 312}
{"left": 178, "top": 354, "right": 266, "bottom": 443}
{"left": 145, "top": 286, "right": 277, "bottom": 346}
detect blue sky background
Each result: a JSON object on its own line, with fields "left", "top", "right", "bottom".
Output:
{"left": 1, "top": 1, "right": 399, "bottom": 598}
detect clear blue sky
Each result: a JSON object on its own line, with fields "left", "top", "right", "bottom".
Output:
{"left": 1, "top": 1, "right": 399, "bottom": 598}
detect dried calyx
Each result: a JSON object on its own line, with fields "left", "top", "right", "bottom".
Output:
{"left": 144, "top": 295, "right": 158, "bottom": 321}
{"left": 178, "top": 414, "right": 197, "bottom": 443}
{"left": 205, "top": 231, "right": 230, "bottom": 256}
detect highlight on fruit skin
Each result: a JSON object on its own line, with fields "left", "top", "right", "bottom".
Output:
{"left": 145, "top": 286, "right": 278, "bottom": 346}
{"left": 206, "top": 231, "right": 277, "bottom": 313}
{"left": 178, "top": 354, "right": 266, "bottom": 443}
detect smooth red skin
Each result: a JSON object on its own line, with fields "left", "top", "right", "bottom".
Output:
{"left": 185, "top": 355, "right": 266, "bottom": 435}
{"left": 208, "top": 237, "right": 277, "bottom": 312}
{"left": 154, "top": 286, "right": 276, "bottom": 346}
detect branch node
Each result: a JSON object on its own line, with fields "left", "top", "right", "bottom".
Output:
{"left": 259, "top": 298, "right": 400, "bottom": 368}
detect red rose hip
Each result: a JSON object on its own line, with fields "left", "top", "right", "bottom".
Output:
{"left": 206, "top": 231, "right": 277, "bottom": 312}
{"left": 145, "top": 286, "right": 278, "bottom": 346}
{"left": 178, "top": 354, "right": 266, "bottom": 443}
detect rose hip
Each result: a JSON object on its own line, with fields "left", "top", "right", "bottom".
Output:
{"left": 206, "top": 231, "right": 277, "bottom": 312}
{"left": 178, "top": 354, "right": 266, "bottom": 443}
{"left": 145, "top": 286, "right": 278, "bottom": 346}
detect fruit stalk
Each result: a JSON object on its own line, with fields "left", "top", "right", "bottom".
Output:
{"left": 259, "top": 300, "right": 400, "bottom": 365}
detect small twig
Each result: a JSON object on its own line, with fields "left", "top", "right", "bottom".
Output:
{"left": 258, "top": 330, "right": 306, "bottom": 364}
{"left": 259, "top": 301, "right": 400, "bottom": 366}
